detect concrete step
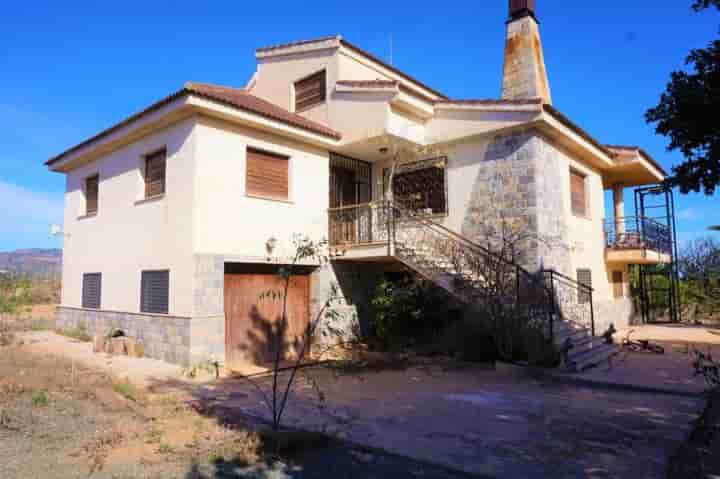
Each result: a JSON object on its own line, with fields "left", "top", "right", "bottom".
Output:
{"left": 570, "top": 343, "right": 618, "bottom": 371}
{"left": 555, "top": 327, "right": 589, "bottom": 345}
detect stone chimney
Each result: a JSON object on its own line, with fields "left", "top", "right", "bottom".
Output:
{"left": 501, "top": 0, "right": 552, "bottom": 104}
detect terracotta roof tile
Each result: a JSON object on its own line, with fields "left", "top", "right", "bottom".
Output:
{"left": 256, "top": 35, "right": 340, "bottom": 53}
{"left": 46, "top": 82, "right": 341, "bottom": 166}
{"left": 335, "top": 80, "right": 399, "bottom": 88}
{"left": 185, "top": 82, "right": 341, "bottom": 139}
{"left": 604, "top": 144, "right": 667, "bottom": 176}
{"left": 542, "top": 104, "right": 615, "bottom": 159}
{"left": 256, "top": 35, "right": 448, "bottom": 100}
{"left": 435, "top": 98, "right": 543, "bottom": 106}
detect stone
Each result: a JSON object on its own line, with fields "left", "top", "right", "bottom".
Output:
{"left": 93, "top": 333, "right": 106, "bottom": 353}
{"left": 126, "top": 338, "right": 144, "bottom": 358}
{"left": 110, "top": 337, "right": 128, "bottom": 355}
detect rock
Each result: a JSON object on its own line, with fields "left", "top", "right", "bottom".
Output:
{"left": 110, "top": 337, "right": 127, "bottom": 355}
{"left": 126, "top": 338, "right": 144, "bottom": 358}
{"left": 93, "top": 334, "right": 106, "bottom": 353}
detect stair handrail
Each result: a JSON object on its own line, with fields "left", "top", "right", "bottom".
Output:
{"left": 384, "top": 200, "right": 596, "bottom": 338}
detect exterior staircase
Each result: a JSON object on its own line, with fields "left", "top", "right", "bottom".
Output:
{"left": 334, "top": 201, "right": 617, "bottom": 372}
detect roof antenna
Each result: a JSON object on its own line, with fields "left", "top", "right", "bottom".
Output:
{"left": 389, "top": 34, "right": 393, "bottom": 66}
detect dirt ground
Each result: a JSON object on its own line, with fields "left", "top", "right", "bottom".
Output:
{"left": 0, "top": 329, "right": 711, "bottom": 478}
{"left": 165, "top": 351, "right": 704, "bottom": 479}
{"left": 0, "top": 335, "right": 470, "bottom": 479}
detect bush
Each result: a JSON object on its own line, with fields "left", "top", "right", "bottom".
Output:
{"left": 112, "top": 380, "right": 138, "bottom": 402}
{"left": 31, "top": 391, "right": 48, "bottom": 406}
{"left": 57, "top": 326, "right": 92, "bottom": 342}
{"left": 370, "top": 276, "right": 462, "bottom": 350}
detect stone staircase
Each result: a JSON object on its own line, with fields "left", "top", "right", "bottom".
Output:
{"left": 385, "top": 203, "right": 616, "bottom": 373}
{"left": 554, "top": 320, "right": 618, "bottom": 372}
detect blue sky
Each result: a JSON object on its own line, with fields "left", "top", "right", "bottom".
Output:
{"left": 0, "top": 0, "right": 718, "bottom": 251}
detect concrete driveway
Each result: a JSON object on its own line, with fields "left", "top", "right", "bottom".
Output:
{"left": 176, "top": 353, "right": 703, "bottom": 479}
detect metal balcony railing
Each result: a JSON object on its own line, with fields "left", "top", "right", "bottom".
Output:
{"left": 604, "top": 216, "right": 672, "bottom": 254}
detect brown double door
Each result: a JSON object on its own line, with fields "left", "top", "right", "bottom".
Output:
{"left": 224, "top": 272, "right": 310, "bottom": 369}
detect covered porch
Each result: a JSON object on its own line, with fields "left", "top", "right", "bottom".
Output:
{"left": 327, "top": 150, "right": 448, "bottom": 262}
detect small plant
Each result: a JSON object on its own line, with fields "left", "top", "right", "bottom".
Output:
{"left": 158, "top": 442, "right": 174, "bottom": 454}
{"left": 145, "top": 427, "right": 163, "bottom": 444}
{"left": 183, "top": 359, "right": 221, "bottom": 379}
{"left": 31, "top": 391, "right": 49, "bottom": 406}
{"left": 693, "top": 348, "right": 720, "bottom": 388}
{"left": 57, "top": 327, "right": 92, "bottom": 342}
{"left": 112, "top": 380, "right": 137, "bottom": 402}
{"left": 0, "top": 409, "right": 12, "bottom": 428}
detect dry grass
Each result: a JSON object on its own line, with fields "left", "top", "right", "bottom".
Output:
{"left": 0, "top": 342, "right": 262, "bottom": 477}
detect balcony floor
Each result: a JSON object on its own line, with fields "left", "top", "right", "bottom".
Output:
{"left": 605, "top": 248, "right": 671, "bottom": 265}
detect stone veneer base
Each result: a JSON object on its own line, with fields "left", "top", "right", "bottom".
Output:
{"left": 55, "top": 306, "right": 225, "bottom": 366}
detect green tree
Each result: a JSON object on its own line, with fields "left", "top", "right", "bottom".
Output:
{"left": 646, "top": 1, "right": 719, "bottom": 194}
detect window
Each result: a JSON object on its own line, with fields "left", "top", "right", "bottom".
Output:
{"left": 140, "top": 270, "right": 169, "bottom": 314}
{"left": 246, "top": 147, "right": 290, "bottom": 201}
{"left": 570, "top": 169, "right": 588, "bottom": 217}
{"left": 144, "top": 149, "right": 166, "bottom": 198}
{"left": 85, "top": 175, "right": 99, "bottom": 215}
{"left": 612, "top": 270, "right": 624, "bottom": 298}
{"left": 294, "top": 70, "right": 326, "bottom": 112}
{"left": 383, "top": 158, "right": 447, "bottom": 215}
{"left": 82, "top": 273, "right": 102, "bottom": 309}
{"left": 577, "top": 268, "right": 592, "bottom": 304}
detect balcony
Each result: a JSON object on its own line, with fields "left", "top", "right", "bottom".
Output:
{"left": 604, "top": 216, "right": 672, "bottom": 264}
{"left": 328, "top": 202, "right": 395, "bottom": 261}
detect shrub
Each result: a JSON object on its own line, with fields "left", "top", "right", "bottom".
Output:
{"left": 31, "top": 391, "right": 48, "bottom": 406}
{"left": 57, "top": 326, "right": 92, "bottom": 342}
{"left": 370, "top": 276, "right": 462, "bottom": 350}
{"left": 158, "top": 442, "right": 174, "bottom": 454}
{"left": 112, "top": 380, "right": 138, "bottom": 402}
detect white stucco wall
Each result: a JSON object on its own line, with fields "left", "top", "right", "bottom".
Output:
{"left": 60, "top": 118, "right": 196, "bottom": 316}
{"left": 553, "top": 144, "right": 615, "bottom": 302}
{"left": 192, "top": 115, "right": 330, "bottom": 260}
{"left": 251, "top": 49, "right": 338, "bottom": 125}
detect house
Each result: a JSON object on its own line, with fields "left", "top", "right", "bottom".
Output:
{"left": 47, "top": 1, "right": 674, "bottom": 369}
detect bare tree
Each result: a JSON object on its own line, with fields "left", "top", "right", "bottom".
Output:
{"left": 680, "top": 237, "right": 720, "bottom": 297}
{"left": 246, "top": 235, "right": 340, "bottom": 431}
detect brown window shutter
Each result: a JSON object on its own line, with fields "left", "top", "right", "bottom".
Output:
{"left": 82, "top": 273, "right": 102, "bottom": 309}
{"left": 577, "top": 268, "right": 592, "bottom": 304}
{"left": 612, "top": 271, "right": 624, "bottom": 298}
{"left": 140, "top": 270, "right": 169, "bottom": 314}
{"left": 85, "top": 175, "right": 99, "bottom": 214}
{"left": 145, "top": 149, "right": 166, "bottom": 198}
{"left": 570, "top": 170, "right": 587, "bottom": 216}
{"left": 246, "top": 148, "right": 289, "bottom": 200}
{"left": 294, "top": 70, "right": 326, "bottom": 111}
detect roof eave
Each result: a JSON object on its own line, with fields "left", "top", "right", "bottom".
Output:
{"left": 47, "top": 90, "right": 341, "bottom": 172}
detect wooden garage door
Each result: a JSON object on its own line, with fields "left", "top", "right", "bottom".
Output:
{"left": 224, "top": 273, "right": 310, "bottom": 368}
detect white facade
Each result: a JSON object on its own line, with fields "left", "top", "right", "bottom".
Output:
{"left": 49, "top": 24, "right": 667, "bottom": 365}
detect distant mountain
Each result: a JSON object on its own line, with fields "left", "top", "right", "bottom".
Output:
{"left": 0, "top": 248, "right": 62, "bottom": 279}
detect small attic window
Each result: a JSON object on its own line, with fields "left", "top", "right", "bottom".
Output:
{"left": 294, "top": 70, "right": 326, "bottom": 112}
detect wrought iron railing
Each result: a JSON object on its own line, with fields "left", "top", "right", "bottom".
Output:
{"left": 604, "top": 216, "right": 672, "bottom": 254}
{"left": 328, "top": 200, "right": 596, "bottom": 340}
{"left": 328, "top": 202, "right": 392, "bottom": 246}
{"left": 543, "top": 270, "right": 595, "bottom": 336}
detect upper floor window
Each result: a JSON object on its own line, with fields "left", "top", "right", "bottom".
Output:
{"left": 384, "top": 158, "right": 448, "bottom": 216}
{"left": 246, "top": 147, "right": 290, "bottom": 201}
{"left": 294, "top": 70, "right": 326, "bottom": 112}
{"left": 85, "top": 174, "right": 99, "bottom": 215}
{"left": 144, "top": 149, "right": 166, "bottom": 198}
{"left": 570, "top": 169, "right": 588, "bottom": 217}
